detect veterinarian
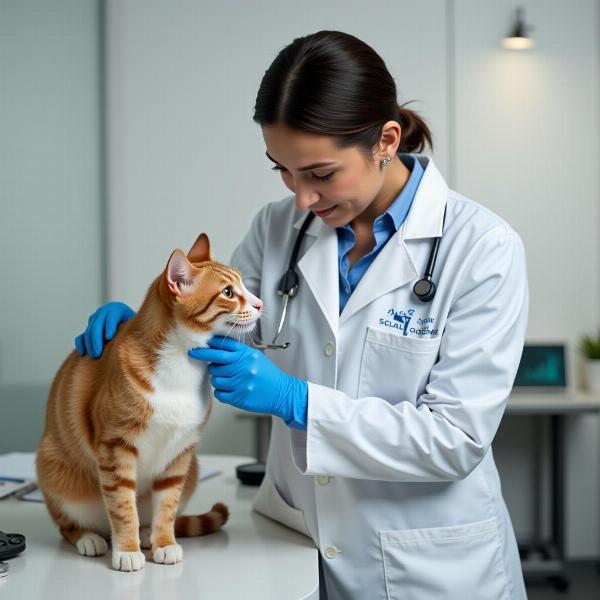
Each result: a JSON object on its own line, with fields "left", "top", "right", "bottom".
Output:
{"left": 76, "top": 30, "right": 529, "bottom": 600}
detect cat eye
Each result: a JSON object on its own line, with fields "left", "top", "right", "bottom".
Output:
{"left": 271, "top": 165, "right": 334, "bottom": 182}
{"left": 222, "top": 286, "right": 234, "bottom": 298}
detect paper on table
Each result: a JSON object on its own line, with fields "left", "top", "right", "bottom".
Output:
{"left": 20, "top": 487, "right": 44, "bottom": 502}
{"left": 0, "top": 452, "right": 221, "bottom": 502}
{"left": 0, "top": 452, "right": 37, "bottom": 480}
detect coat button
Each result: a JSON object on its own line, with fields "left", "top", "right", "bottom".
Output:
{"left": 317, "top": 475, "right": 330, "bottom": 486}
{"left": 325, "top": 546, "right": 339, "bottom": 559}
{"left": 324, "top": 341, "right": 335, "bottom": 356}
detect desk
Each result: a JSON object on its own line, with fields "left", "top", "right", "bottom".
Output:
{"left": 506, "top": 391, "right": 600, "bottom": 592}
{"left": 0, "top": 454, "right": 319, "bottom": 600}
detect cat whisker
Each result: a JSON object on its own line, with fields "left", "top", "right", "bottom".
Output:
{"left": 219, "top": 315, "right": 261, "bottom": 348}
{"left": 216, "top": 320, "right": 238, "bottom": 349}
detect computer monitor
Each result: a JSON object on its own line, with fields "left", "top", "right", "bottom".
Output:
{"left": 512, "top": 343, "right": 572, "bottom": 392}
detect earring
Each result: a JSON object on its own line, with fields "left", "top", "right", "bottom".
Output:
{"left": 380, "top": 155, "right": 392, "bottom": 168}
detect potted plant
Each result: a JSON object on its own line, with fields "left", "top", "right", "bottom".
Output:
{"left": 580, "top": 328, "right": 600, "bottom": 393}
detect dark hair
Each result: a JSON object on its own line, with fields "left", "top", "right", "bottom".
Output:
{"left": 253, "top": 30, "right": 433, "bottom": 161}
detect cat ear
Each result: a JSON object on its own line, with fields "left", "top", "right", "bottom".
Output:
{"left": 187, "top": 233, "right": 212, "bottom": 264}
{"left": 166, "top": 249, "right": 196, "bottom": 298}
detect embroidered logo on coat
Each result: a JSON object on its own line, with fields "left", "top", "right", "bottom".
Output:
{"left": 379, "top": 308, "right": 439, "bottom": 337}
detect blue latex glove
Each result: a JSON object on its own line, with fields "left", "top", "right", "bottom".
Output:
{"left": 74, "top": 301, "right": 136, "bottom": 359}
{"left": 188, "top": 336, "right": 308, "bottom": 430}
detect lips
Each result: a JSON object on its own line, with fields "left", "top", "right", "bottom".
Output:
{"left": 313, "top": 206, "right": 336, "bottom": 217}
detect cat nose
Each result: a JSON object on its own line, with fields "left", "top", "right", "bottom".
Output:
{"left": 253, "top": 300, "right": 263, "bottom": 311}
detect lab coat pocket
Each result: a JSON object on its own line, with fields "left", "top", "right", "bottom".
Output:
{"left": 380, "top": 517, "right": 510, "bottom": 600}
{"left": 358, "top": 326, "right": 441, "bottom": 402}
{"left": 251, "top": 472, "right": 311, "bottom": 539}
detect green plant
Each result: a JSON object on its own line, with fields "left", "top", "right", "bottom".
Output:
{"left": 581, "top": 328, "right": 600, "bottom": 359}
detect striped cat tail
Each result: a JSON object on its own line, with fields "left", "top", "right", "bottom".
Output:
{"left": 174, "top": 502, "right": 229, "bottom": 537}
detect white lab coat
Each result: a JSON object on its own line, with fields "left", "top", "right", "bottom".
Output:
{"left": 230, "top": 155, "right": 529, "bottom": 600}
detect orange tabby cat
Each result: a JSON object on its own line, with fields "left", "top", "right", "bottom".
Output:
{"left": 36, "top": 233, "right": 263, "bottom": 571}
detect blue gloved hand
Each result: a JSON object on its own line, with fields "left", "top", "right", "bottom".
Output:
{"left": 74, "top": 301, "right": 136, "bottom": 359}
{"left": 188, "top": 336, "right": 308, "bottom": 430}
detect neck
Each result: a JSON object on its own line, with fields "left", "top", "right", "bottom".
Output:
{"left": 127, "top": 277, "right": 174, "bottom": 353}
{"left": 129, "top": 277, "right": 213, "bottom": 355}
{"left": 118, "top": 277, "right": 211, "bottom": 390}
{"left": 352, "top": 155, "right": 411, "bottom": 230}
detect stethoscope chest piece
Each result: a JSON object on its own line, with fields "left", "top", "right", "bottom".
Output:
{"left": 413, "top": 277, "right": 436, "bottom": 302}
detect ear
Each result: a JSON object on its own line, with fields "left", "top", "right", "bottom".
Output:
{"left": 187, "top": 233, "right": 212, "bottom": 264}
{"left": 166, "top": 249, "right": 196, "bottom": 298}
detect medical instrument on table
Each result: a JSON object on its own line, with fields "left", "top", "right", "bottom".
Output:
{"left": 253, "top": 204, "right": 448, "bottom": 350}
{"left": 0, "top": 530, "right": 26, "bottom": 576}
{"left": 0, "top": 476, "right": 37, "bottom": 500}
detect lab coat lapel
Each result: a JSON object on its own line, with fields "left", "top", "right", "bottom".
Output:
{"left": 293, "top": 215, "right": 339, "bottom": 338}
{"left": 339, "top": 156, "right": 448, "bottom": 326}
{"left": 338, "top": 228, "right": 417, "bottom": 325}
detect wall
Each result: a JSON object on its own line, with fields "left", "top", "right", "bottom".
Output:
{"left": 0, "top": 0, "right": 104, "bottom": 451}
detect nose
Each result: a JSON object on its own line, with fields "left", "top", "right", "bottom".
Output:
{"left": 246, "top": 290, "right": 263, "bottom": 312}
{"left": 294, "top": 182, "right": 319, "bottom": 210}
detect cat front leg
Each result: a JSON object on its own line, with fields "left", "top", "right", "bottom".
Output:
{"left": 97, "top": 437, "right": 145, "bottom": 571}
{"left": 149, "top": 445, "right": 195, "bottom": 565}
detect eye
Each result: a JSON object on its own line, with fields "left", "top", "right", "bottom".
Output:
{"left": 271, "top": 165, "right": 334, "bottom": 182}
{"left": 222, "top": 286, "right": 234, "bottom": 298}
{"left": 271, "top": 165, "right": 289, "bottom": 175}
{"left": 312, "top": 172, "right": 334, "bottom": 181}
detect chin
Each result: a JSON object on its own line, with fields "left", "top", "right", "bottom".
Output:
{"left": 327, "top": 214, "right": 350, "bottom": 228}
{"left": 217, "top": 320, "right": 258, "bottom": 336}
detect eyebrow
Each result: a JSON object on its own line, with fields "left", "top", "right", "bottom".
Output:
{"left": 265, "top": 151, "right": 337, "bottom": 171}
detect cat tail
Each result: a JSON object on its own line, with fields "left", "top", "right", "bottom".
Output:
{"left": 174, "top": 502, "right": 229, "bottom": 537}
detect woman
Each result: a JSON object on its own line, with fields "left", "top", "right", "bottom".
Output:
{"left": 77, "top": 30, "right": 529, "bottom": 600}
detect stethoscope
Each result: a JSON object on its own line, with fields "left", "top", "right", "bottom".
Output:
{"left": 253, "top": 204, "right": 447, "bottom": 350}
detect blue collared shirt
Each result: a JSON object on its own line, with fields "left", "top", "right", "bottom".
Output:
{"left": 337, "top": 153, "right": 424, "bottom": 314}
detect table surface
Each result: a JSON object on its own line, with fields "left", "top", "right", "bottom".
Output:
{"left": 506, "top": 390, "right": 600, "bottom": 414}
{"left": 0, "top": 454, "right": 319, "bottom": 600}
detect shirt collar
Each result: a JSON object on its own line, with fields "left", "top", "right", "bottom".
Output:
{"left": 337, "top": 152, "right": 424, "bottom": 236}
{"left": 381, "top": 153, "right": 424, "bottom": 231}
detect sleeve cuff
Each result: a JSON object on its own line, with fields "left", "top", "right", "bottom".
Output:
{"left": 284, "top": 378, "right": 308, "bottom": 431}
{"left": 290, "top": 381, "right": 341, "bottom": 475}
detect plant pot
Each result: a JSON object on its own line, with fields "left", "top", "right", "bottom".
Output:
{"left": 585, "top": 359, "right": 600, "bottom": 393}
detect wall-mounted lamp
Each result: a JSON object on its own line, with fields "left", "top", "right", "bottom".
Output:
{"left": 502, "top": 6, "right": 535, "bottom": 50}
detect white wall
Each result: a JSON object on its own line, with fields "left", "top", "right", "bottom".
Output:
{"left": 104, "top": 0, "right": 600, "bottom": 558}
{"left": 0, "top": 0, "right": 104, "bottom": 451}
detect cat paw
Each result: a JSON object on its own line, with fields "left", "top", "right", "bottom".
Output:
{"left": 112, "top": 550, "right": 146, "bottom": 571}
{"left": 139, "top": 527, "right": 152, "bottom": 549}
{"left": 153, "top": 543, "right": 183, "bottom": 565}
{"left": 76, "top": 532, "right": 108, "bottom": 557}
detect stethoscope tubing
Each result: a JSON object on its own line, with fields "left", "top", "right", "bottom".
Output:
{"left": 253, "top": 204, "right": 447, "bottom": 350}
